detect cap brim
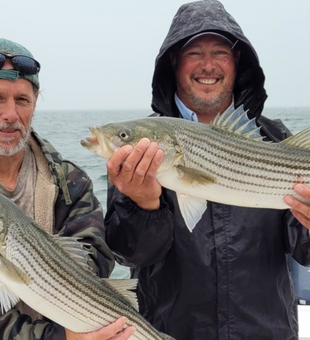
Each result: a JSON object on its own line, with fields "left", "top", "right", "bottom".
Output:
{"left": 182, "top": 32, "right": 234, "bottom": 49}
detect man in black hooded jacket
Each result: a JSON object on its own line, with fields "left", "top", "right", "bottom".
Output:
{"left": 105, "top": 1, "right": 310, "bottom": 339}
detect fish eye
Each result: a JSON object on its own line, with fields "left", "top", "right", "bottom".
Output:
{"left": 119, "top": 129, "right": 131, "bottom": 141}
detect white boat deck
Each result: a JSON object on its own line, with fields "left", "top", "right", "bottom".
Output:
{"left": 299, "top": 305, "right": 310, "bottom": 339}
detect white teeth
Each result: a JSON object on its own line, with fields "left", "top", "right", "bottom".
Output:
{"left": 197, "top": 78, "right": 217, "bottom": 85}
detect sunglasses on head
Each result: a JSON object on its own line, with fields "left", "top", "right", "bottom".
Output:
{"left": 0, "top": 53, "right": 40, "bottom": 75}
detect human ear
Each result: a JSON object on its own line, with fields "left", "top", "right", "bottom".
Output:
{"left": 170, "top": 51, "right": 177, "bottom": 71}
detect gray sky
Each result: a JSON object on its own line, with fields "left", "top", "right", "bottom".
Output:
{"left": 2, "top": 0, "right": 310, "bottom": 110}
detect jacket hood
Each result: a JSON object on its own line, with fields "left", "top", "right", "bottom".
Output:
{"left": 151, "top": 0, "right": 267, "bottom": 119}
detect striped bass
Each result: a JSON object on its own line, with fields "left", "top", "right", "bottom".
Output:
{"left": 81, "top": 105, "right": 310, "bottom": 232}
{"left": 0, "top": 194, "right": 176, "bottom": 340}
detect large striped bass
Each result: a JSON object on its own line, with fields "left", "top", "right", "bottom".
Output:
{"left": 81, "top": 105, "right": 310, "bottom": 232}
{"left": 0, "top": 193, "right": 176, "bottom": 340}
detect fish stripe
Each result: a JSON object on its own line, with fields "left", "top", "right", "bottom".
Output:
{"left": 6, "top": 223, "right": 164, "bottom": 339}
{"left": 176, "top": 125, "right": 310, "bottom": 193}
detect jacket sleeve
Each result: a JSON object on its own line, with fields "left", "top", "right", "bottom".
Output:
{"left": 259, "top": 117, "right": 310, "bottom": 265}
{"left": 105, "top": 182, "right": 174, "bottom": 267}
{"left": 283, "top": 209, "right": 310, "bottom": 266}
{"left": 0, "top": 311, "right": 66, "bottom": 340}
{"left": 53, "top": 162, "right": 115, "bottom": 278}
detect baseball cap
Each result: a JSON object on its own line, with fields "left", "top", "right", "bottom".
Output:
{"left": 182, "top": 31, "right": 236, "bottom": 49}
{"left": 0, "top": 38, "right": 40, "bottom": 89}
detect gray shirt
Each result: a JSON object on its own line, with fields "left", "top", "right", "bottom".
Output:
{"left": 0, "top": 145, "right": 37, "bottom": 218}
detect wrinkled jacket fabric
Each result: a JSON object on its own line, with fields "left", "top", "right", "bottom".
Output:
{"left": 105, "top": 1, "right": 310, "bottom": 339}
{"left": 0, "top": 131, "right": 115, "bottom": 340}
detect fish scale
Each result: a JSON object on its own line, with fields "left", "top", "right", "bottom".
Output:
{"left": 0, "top": 194, "right": 175, "bottom": 340}
{"left": 175, "top": 121, "right": 310, "bottom": 196}
{"left": 81, "top": 105, "right": 310, "bottom": 231}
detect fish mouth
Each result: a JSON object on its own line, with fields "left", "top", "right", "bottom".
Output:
{"left": 81, "top": 127, "right": 117, "bottom": 159}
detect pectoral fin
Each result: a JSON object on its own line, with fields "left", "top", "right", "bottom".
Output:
{"left": 177, "top": 193, "right": 207, "bottom": 232}
{"left": 0, "top": 281, "right": 20, "bottom": 314}
{"left": 176, "top": 166, "right": 216, "bottom": 186}
{"left": 173, "top": 166, "right": 212, "bottom": 231}
{"left": 0, "top": 256, "right": 30, "bottom": 313}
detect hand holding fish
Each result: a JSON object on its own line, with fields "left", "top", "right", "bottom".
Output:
{"left": 65, "top": 317, "right": 136, "bottom": 340}
{"left": 284, "top": 184, "right": 310, "bottom": 231}
{"left": 82, "top": 106, "right": 310, "bottom": 232}
{"left": 107, "top": 138, "right": 164, "bottom": 210}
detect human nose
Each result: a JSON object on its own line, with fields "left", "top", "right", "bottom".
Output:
{"left": 0, "top": 98, "right": 19, "bottom": 123}
{"left": 200, "top": 53, "right": 216, "bottom": 71}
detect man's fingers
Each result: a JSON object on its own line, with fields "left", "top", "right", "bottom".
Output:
{"left": 294, "top": 184, "right": 310, "bottom": 202}
{"left": 284, "top": 184, "right": 310, "bottom": 230}
{"left": 133, "top": 142, "right": 159, "bottom": 179}
{"left": 143, "top": 148, "right": 164, "bottom": 183}
{"left": 64, "top": 317, "right": 136, "bottom": 340}
{"left": 100, "top": 317, "right": 135, "bottom": 340}
{"left": 107, "top": 145, "right": 133, "bottom": 179}
{"left": 290, "top": 209, "right": 310, "bottom": 230}
{"left": 123, "top": 139, "right": 151, "bottom": 174}
{"left": 284, "top": 184, "right": 310, "bottom": 219}
{"left": 112, "top": 326, "right": 136, "bottom": 340}
{"left": 101, "top": 317, "right": 128, "bottom": 338}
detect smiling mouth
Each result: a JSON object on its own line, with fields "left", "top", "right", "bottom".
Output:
{"left": 196, "top": 78, "right": 218, "bottom": 85}
{"left": 0, "top": 128, "right": 19, "bottom": 133}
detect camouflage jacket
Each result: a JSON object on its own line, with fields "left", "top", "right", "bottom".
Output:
{"left": 0, "top": 130, "right": 115, "bottom": 340}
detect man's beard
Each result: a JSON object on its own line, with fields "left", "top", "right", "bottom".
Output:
{"left": 0, "top": 121, "right": 32, "bottom": 156}
{"left": 176, "top": 70, "right": 236, "bottom": 116}
{"left": 190, "top": 89, "right": 233, "bottom": 114}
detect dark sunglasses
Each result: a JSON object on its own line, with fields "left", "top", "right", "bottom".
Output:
{"left": 0, "top": 53, "right": 40, "bottom": 75}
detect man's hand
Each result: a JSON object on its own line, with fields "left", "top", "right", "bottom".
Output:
{"left": 284, "top": 184, "right": 310, "bottom": 230}
{"left": 107, "top": 138, "right": 164, "bottom": 210}
{"left": 65, "top": 317, "right": 136, "bottom": 340}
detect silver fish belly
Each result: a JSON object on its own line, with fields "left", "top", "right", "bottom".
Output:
{"left": 0, "top": 194, "right": 175, "bottom": 340}
{"left": 81, "top": 105, "right": 310, "bottom": 231}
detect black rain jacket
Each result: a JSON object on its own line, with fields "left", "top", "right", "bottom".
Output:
{"left": 105, "top": 1, "right": 310, "bottom": 339}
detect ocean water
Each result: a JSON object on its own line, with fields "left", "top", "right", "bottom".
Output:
{"left": 33, "top": 109, "right": 149, "bottom": 213}
{"left": 32, "top": 107, "right": 310, "bottom": 278}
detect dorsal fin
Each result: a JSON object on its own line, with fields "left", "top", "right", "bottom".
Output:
{"left": 211, "top": 104, "right": 263, "bottom": 141}
{"left": 103, "top": 278, "right": 139, "bottom": 311}
{"left": 280, "top": 127, "right": 310, "bottom": 150}
{"left": 52, "top": 235, "right": 94, "bottom": 273}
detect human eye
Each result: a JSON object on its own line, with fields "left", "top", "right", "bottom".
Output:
{"left": 188, "top": 50, "right": 199, "bottom": 55}
{"left": 214, "top": 49, "right": 229, "bottom": 56}
{"left": 17, "top": 97, "right": 28, "bottom": 102}
{"left": 185, "top": 49, "right": 202, "bottom": 57}
{"left": 16, "top": 96, "right": 32, "bottom": 106}
{"left": 213, "top": 46, "right": 233, "bottom": 57}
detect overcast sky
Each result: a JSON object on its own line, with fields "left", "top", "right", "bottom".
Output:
{"left": 2, "top": 0, "right": 310, "bottom": 110}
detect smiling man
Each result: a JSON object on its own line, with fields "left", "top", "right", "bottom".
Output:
{"left": 105, "top": 1, "right": 310, "bottom": 340}
{"left": 0, "top": 39, "right": 135, "bottom": 340}
{"left": 171, "top": 32, "right": 240, "bottom": 124}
